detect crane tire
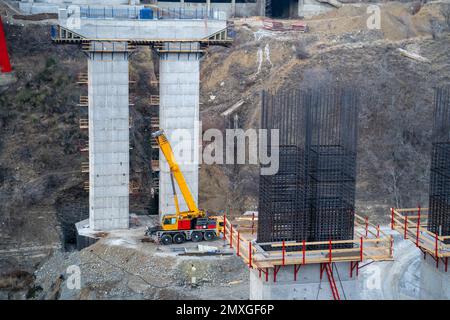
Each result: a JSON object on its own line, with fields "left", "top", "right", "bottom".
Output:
{"left": 160, "top": 234, "right": 172, "bottom": 245}
{"left": 191, "top": 232, "right": 203, "bottom": 242}
{"left": 204, "top": 231, "right": 216, "bottom": 241}
{"left": 173, "top": 233, "right": 186, "bottom": 244}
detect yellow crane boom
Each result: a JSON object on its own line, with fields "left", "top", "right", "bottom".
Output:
{"left": 152, "top": 130, "right": 202, "bottom": 217}
{"left": 146, "top": 129, "right": 224, "bottom": 244}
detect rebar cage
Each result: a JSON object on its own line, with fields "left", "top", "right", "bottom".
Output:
{"left": 258, "top": 87, "right": 359, "bottom": 248}
{"left": 428, "top": 87, "right": 450, "bottom": 242}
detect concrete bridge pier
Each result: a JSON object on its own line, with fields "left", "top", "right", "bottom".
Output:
{"left": 158, "top": 42, "right": 201, "bottom": 216}
{"left": 87, "top": 41, "right": 131, "bottom": 231}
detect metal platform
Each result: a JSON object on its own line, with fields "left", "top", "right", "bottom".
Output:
{"left": 224, "top": 213, "right": 393, "bottom": 270}
{"left": 50, "top": 21, "right": 232, "bottom": 48}
{"left": 391, "top": 207, "right": 450, "bottom": 271}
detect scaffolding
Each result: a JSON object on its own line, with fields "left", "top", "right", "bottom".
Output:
{"left": 391, "top": 207, "right": 450, "bottom": 271}
{"left": 428, "top": 87, "right": 450, "bottom": 241}
{"left": 224, "top": 213, "right": 392, "bottom": 281}
{"left": 258, "top": 88, "right": 359, "bottom": 248}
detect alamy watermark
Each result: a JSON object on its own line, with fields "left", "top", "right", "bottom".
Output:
{"left": 66, "top": 265, "right": 81, "bottom": 290}
{"left": 162, "top": 122, "right": 280, "bottom": 176}
{"left": 366, "top": 5, "right": 381, "bottom": 30}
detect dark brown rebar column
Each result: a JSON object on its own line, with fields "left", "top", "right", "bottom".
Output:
{"left": 258, "top": 90, "right": 309, "bottom": 244}
{"left": 306, "top": 88, "right": 359, "bottom": 248}
{"left": 428, "top": 87, "right": 450, "bottom": 243}
{"left": 257, "top": 87, "right": 359, "bottom": 248}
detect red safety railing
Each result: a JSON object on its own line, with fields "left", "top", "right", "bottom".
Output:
{"left": 391, "top": 207, "right": 450, "bottom": 260}
{"left": 222, "top": 213, "right": 392, "bottom": 269}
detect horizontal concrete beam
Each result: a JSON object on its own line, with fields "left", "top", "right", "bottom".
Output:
{"left": 59, "top": 17, "right": 228, "bottom": 41}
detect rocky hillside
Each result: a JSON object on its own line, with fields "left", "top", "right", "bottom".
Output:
{"left": 199, "top": 1, "right": 450, "bottom": 221}
{"left": 0, "top": 23, "right": 158, "bottom": 289}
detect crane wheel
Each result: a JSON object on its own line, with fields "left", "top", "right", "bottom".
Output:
{"left": 191, "top": 232, "right": 203, "bottom": 242}
{"left": 204, "top": 231, "right": 216, "bottom": 241}
{"left": 173, "top": 233, "right": 186, "bottom": 244}
{"left": 160, "top": 234, "right": 173, "bottom": 245}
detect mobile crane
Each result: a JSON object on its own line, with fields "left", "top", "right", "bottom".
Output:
{"left": 146, "top": 130, "right": 224, "bottom": 245}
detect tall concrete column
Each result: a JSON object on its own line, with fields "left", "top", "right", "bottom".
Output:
{"left": 159, "top": 44, "right": 201, "bottom": 217}
{"left": 88, "top": 41, "right": 130, "bottom": 231}
{"left": 231, "top": 0, "right": 236, "bottom": 17}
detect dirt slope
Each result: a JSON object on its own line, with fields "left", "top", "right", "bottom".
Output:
{"left": 0, "top": 23, "right": 158, "bottom": 291}
{"left": 198, "top": 1, "right": 450, "bottom": 221}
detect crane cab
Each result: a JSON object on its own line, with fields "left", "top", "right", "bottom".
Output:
{"left": 161, "top": 213, "right": 217, "bottom": 231}
{"left": 161, "top": 214, "right": 194, "bottom": 231}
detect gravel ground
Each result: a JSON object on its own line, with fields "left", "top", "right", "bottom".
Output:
{"left": 32, "top": 227, "right": 249, "bottom": 300}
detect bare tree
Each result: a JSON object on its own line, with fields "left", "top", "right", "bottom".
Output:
{"left": 389, "top": 167, "right": 401, "bottom": 209}
{"left": 441, "top": 3, "right": 450, "bottom": 29}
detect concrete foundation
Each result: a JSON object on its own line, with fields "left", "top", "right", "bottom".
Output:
{"left": 159, "top": 51, "right": 200, "bottom": 216}
{"left": 248, "top": 232, "right": 450, "bottom": 300}
{"left": 88, "top": 42, "right": 130, "bottom": 230}
{"left": 250, "top": 262, "right": 361, "bottom": 300}
{"left": 419, "top": 254, "right": 450, "bottom": 299}
{"left": 75, "top": 219, "right": 100, "bottom": 250}
{"left": 155, "top": 0, "right": 265, "bottom": 18}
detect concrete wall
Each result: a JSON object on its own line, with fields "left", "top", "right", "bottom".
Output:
{"left": 58, "top": 17, "right": 228, "bottom": 228}
{"left": 298, "top": 0, "right": 334, "bottom": 18}
{"left": 88, "top": 43, "right": 130, "bottom": 230}
{"left": 419, "top": 255, "right": 450, "bottom": 299}
{"left": 250, "top": 262, "right": 362, "bottom": 300}
{"left": 19, "top": 0, "right": 141, "bottom": 14}
{"left": 19, "top": 0, "right": 263, "bottom": 17}
{"left": 159, "top": 51, "right": 200, "bottom": 217}
{"left": 155, "top": 0, "right": 264, "bottom": 18}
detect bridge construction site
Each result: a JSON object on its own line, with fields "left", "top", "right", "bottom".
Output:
{"left": 1, "top": 0, "right": 450, "bottom": 301}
